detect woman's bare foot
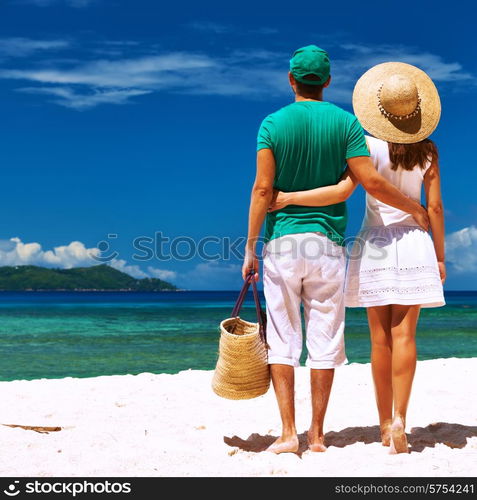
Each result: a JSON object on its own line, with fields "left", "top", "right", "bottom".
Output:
{"left": 380, "top": 419, "right": 392, "bottom": 447}
{"left": 266, "top": 435, "right": 299, "bottom": 454}
{"left": 307, "top": 429, "right": 327, "bottom": 452}
{"left": 389, "top": 415, "right": 409, "bottom": 454}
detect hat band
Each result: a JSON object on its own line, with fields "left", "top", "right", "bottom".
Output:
{"left": 377, "top": 84, "right": 421, "bottom": 121}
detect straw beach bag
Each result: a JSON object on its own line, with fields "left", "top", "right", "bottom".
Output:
{"left": 212, "top": 272, "right": 270, "bottom": 400}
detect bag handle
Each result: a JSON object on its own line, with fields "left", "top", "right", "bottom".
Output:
{"left": 231, "top": 273, "right": 251, "bottom": 318}
{"left": 231, "top": 271, "right": 267, "bottom": 345}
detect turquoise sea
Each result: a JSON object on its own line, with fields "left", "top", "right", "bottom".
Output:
{"left": 0, "top": 291, "right": 476, "bottom": 381}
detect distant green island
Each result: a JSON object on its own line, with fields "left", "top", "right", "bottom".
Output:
{"left": 0, "top": 264, "right": 177, "bottom": 291}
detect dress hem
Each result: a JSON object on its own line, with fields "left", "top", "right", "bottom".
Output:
{"left": 345, "top": 298, "right": 445, "bottom": 308}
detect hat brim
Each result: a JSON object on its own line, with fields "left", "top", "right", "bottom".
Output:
{"left": 352, "top": 62, "right": 441, "bottom": 144}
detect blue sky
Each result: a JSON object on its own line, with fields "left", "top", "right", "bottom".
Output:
{"left": 0, "top": 0, "right": 476, "bottom": 290}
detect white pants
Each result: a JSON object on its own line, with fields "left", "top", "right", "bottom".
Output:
{"left": 263, "top": 232, "right": 347, "bottom": 369}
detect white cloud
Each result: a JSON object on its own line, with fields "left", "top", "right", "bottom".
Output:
{"left": 339, "top": 43, "right": 474, "bottom": 83}
{"left": 176, "top": 261, "right": 242, "bottom": 290}
{"left": 18, "top": 86, "right": 152, "bottom": 110}
{"left": 108, "top": 258, "right": 148, "bottom": 279}
{"left": 0, "top": 237, "right": 177, "bottom": 283}
{"left": 0, "top": 237, "right": 100, "bottom": 267}
{"left": 0, "top": 40, "right": 474, "bottom": 109}
{"left": 103, "top": 260, "right": 177, "bottom": 282}
{"left": 446, "top": 226, "right": 477, "bottom": 273}
{"left": 1, "top": 53, "right": 217, "bottom": 87}
{"left": 0, "top": 50, "right": 285, "bottom": 107}
{"left": 109, "top": 261, "right": 176, "bottom": 282}
{"left": 318, "top": 43, "right": 476, "bottom": 105}
{"left": 147, "top": 266, "right": 177, "bottom": 281}
{"left": 0, "top": 37, "right": 70, "bottom": 58}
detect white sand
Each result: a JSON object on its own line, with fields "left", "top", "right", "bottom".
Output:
{"left": 0, "top": 358, "right": 476, "bottom": 477}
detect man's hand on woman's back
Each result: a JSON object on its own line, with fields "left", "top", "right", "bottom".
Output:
{"left": 413, "top": 205, "right": 431, "bottom": 232}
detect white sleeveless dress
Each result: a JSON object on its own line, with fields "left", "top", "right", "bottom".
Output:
{"left": 344, "top": 136, "right": 445, "bottom": 308}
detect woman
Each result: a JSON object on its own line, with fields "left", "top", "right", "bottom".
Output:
{"left": 269, "top": 62, "right": 445, "bottom": 454}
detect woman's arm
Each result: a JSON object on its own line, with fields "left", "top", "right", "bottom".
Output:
{"left": 268, "top": 167, "right": 358, "bottom": 212}
{"left": 424, "top": 161, "right": 446, "bottom": 283}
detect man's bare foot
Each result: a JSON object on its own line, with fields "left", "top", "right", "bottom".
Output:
{"left": 389, "top": 415, "right": 409, "bottom": 454}
{"left": 307, "top": 429, "right": 327, "bottom": 452}
{"left": 380, "top": 419, "right": 392, "bottom": 447}
{"left": 266, "top": 435, "right": 299, "bottom": 454}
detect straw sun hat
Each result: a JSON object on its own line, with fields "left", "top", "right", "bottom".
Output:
{"left": 352, "top": 62, "right": 441, "bottom": 144}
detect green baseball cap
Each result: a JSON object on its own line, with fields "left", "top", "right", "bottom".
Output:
{"left": 290, "top": 45, "right": 330, "bottom": 85}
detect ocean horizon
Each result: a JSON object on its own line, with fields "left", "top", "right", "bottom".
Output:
{"left": 0, "top": 290, "right": 476, "bottom": 382}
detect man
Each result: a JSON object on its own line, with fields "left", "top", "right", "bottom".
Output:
{"left": 242, "top": 45, "right": 429, "bottom": 454}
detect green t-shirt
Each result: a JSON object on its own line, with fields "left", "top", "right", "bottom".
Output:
{"left": 257, "top": 101, "right": 369, "bottom": 246}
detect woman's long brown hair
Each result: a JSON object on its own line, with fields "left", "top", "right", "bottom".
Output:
{"left": 388, "top": 139, "right": 438, "bottom": 171}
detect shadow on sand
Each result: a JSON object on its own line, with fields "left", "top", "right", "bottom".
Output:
{"left": 224, "top": 422, "right": 477, "bottom": 455}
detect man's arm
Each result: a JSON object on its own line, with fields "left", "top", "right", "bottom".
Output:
{"left": 242, "top": 148, "right": 276, "bottom": 280}
{"left": 346, "top": 156, "right": 430, "bottom": 230}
